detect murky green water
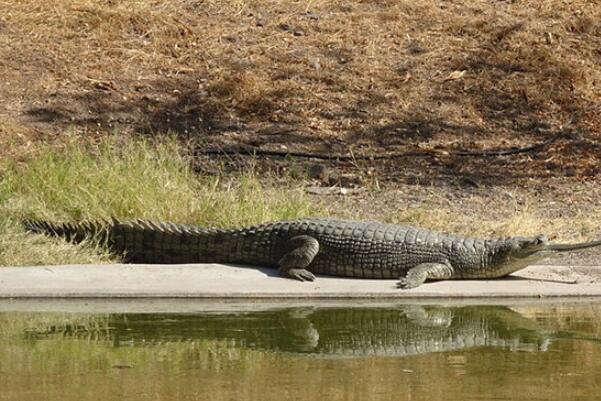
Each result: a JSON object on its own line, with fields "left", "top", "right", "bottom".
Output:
{"left": 1, "top": 302, "right": 600, "bottom": 401}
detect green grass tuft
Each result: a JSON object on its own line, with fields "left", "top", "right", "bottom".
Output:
{"left": 0, "top": 135, "right": 319, "bottom": 266}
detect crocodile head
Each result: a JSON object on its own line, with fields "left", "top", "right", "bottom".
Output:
{"left": 506, "top": 235, "right": 550, "bottom": 258}
{"left": 488, "top": 235, "right": 551, "bottom": 275}
{"left": 496, "top": 234, "right": 601, "bottom": 273}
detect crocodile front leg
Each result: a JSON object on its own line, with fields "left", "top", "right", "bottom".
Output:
{"left": 278, "top": 235, "right": 320, "bottom": 282}
{"left": 397, "top": 262, "right": 454, "bottom": 289}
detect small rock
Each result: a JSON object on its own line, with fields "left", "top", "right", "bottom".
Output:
{"left": 308, "top": 164, "right": 329, "bottom": 181}
{"left": 305, "top": 186, "right": 359, "bottom": 196}
{"left": 306, "top": 186, "right": 336, "bottom": 195}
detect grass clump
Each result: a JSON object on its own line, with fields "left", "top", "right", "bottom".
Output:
{"left": 1, "top": 136, "right": 199, "bottom": 222}
{"left": 0, "top": 135, "right": 319, "bottom": 266}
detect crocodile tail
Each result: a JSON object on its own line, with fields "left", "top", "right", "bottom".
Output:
{"left": 22, "top": 219, "right": 110, "bottom": 244}
{"left": 23, "top": 218, "right": 229, "bottom": 264}
{"left": 108, "top": 219, "right": 214, "bottom": 263}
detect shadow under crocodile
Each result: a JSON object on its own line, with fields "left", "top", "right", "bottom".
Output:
{"left": 210, "top": 263, "right": 581, "bottom": 285}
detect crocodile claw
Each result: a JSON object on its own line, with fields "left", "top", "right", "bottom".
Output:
{"left": 287, "top": 268, "right": 316, "bottom": 282}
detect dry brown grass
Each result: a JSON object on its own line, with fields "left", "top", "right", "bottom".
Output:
{"left": 1, "top": 0, "right": 600, "bottom": 182}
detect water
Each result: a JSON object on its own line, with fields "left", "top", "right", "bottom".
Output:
{"left": 1, "top": 301, "right": 600, "bottom": 401}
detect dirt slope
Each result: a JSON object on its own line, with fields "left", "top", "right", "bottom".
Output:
{"left": 1, "top": 0, "right": 600, "bottom": 183}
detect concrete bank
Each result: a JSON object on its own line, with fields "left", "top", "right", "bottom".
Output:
{"left": 1, "top": 263, "right": 601, "bottom": 299}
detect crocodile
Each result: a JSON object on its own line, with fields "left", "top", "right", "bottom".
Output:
{"left": 23, "top": 218, "right": 601, "bottom": 288}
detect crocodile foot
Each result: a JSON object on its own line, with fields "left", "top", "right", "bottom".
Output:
{"left": 397, "top": 263, "right": 453, "bottom": 289}
{"left": 396, "top": 276, "right": 421, "bottom": 289}
{"left": 286, "top": 268, "right": 316, "bottom": 282}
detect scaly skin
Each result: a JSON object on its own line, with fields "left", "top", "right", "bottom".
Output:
{"left": 23, "top": 218, "right": 601, "bottom": 288}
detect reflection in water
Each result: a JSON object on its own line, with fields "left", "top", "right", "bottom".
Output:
{"left": 1, "top": 304, "right": 601, "bottom": 401}
{"left": 26, "top": 305, "right": 598, "bottom": 358}
{"left": 104, "top": 306, "right": 556, "bottom": 357}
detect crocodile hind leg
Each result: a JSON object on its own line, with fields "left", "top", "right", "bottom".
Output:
{"left": 278, "top": 235, "right": 320, "bottom": 282}
{"left": 397, "top": 262, "right": 454, "bottom": 289}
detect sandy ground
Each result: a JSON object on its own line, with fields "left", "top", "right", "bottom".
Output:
{"left": 1, "top": 263, "right": 600, "bottom": 299}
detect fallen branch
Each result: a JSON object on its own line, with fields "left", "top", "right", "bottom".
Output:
{"left": 455, "top": 115, "right": 576, "bottom": 157}
{"left": 196, "top": 120, "right": 575, "bottom": 161}
{"left": 197, "top": 132, "right": 570, "bottom": 161}
{"left": 454, "top": 130, "right": 568, "bottom": 157}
